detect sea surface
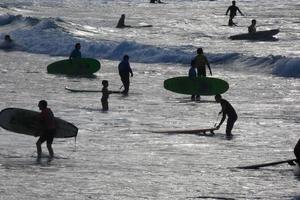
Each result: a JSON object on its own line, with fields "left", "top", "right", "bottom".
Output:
{"left": 0, "top": 0, "right": 299, "bottom": 199}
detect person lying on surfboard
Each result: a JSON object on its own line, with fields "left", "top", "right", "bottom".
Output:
{"left": 69, "top": 43, "right": 81, "bottom": 60}
{"left": 248, "top": 19, "right": 257, "bottom": 33}
{"left": 36, "top": 100, "right": 56, "bottom": 161}
{"left": 215, "top": 94, "right": 238, "bottom": 137}
{"left": 116, "top": 14, "right": 131, "bottom": 28}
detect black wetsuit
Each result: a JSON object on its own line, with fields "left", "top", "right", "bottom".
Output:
{"left": 220, "top": 99, "right": 238, "bottom": 135}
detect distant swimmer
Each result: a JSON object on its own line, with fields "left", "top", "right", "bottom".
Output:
{"left": 150, "top": 0, "right": 163, "bottom": 3}
{"left": 118, "top": 55, "right": 133, "bottom": 95}
{"left": 225, "top": 1, "right": 244, "bottom": 26}
{"left": 36, "top": 100, "right": 56, "bottom": 162}
{"left": 215, "top": 94, "right": 238, "bottom": 137}
{"left": 101, "top": 80, "right": 112, "bottom": 111}
{"left": 69, "top": 43, "right": 81, "bottom": 60}
{"left": 116, "top": 14, "right": 131, "bottom": 28}
{"left": 188, "top": 59, "right": 197, "bottom": 101}
{"left": 0, "top": 35, "right": 15, "bottom": 50}
{"left": 294, "top": 138, "right": 300, "bottom": 164}
{"left": 248, "top": 19, "right": 257, "bottom": 33}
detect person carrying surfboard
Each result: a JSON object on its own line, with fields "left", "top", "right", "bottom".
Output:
{"left": 215, "top": 94, "right": 237, "bottom": 137}
{"left": 36, "top": 100, "right": 56, "bottom": 161}
{"left": 101, "top": 80, "right": 113, "bottom": 111}
{"left": 69, "top": 43, "right": 81, "bottom": 60}
{"left": 225, "top": 1, "right": 244, "bottom": 26}
{"left": 118, "top": 55, "right": 133, "bottom": 95}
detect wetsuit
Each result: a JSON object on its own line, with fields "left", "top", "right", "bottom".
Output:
{"left": 294, "top": 138, "right": 300, "bottom": 163}
{"left": 189, "top": 66, "right": 197, "bottom": 100}
{"left": 38, "top": 108, "right": 56, "bottom": 146}
{"left": 70, "top": 48, "right": 81, "bottom": 59}
{"left": 101, "top": 87, "right": 110, "bottom": 111}
{"left": 118, "top": 59, "right": 133, "bottom": 94}
{"left": 220, "top": 99, "right": 237, "bottom": 136}
{"left": 194, "top": 54, "right": 210, "bottom": 77}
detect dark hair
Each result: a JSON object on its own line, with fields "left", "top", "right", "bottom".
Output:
{"left": 102, "top": 80, "right": 108, "bottom": 85}
{"left": 38, "top": 100, "right": 47, "bottom": 108}
{"left": 191, "top": 59, "right": 196, "bottom": 67}
{"left": 75, "top": 43, "right": 81, "bottom": 48}
{"left": 123, "top": 55, "right": 129, "bottom": 60}
{"left": 197, "top": 48, "right": 203, "bottom": 54}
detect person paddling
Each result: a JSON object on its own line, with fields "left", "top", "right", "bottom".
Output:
{"left": 215, "top": 94, "right": 238, "bottom": 137}
{"left": 116, "top": 14, "right": 131, "bottom": 28}
{"left": 36, "top": 100, "right": 56, "bottom": 161}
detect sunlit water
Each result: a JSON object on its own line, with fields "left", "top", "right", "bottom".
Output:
{"left": 0, "top": 0, "right": 300, "bottom": 199}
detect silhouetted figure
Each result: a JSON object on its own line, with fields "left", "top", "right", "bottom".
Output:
{"left": 101, "top": 80, "right": 112, "bottom": 111}
{"left": 36, "top": 100, "right": 56, "bottom": 161}
{"left": 116, "top": 14, "right": 131, "bottom": 28}
{"left": 189, "top": 59, "right": 197, "bottom": 101}
{"left": 150, "top": 0, "right": 163, "bottom": 3}
{"left": 193, "top": 48, "right": 212, "bottom": 77}
{"left": 248, "top": 19, "right": 257, "bottom": 33}
{"left": 215, "top": 94, "right": 238, "bottom": 137}
{"left": 118, "top": 55, "right": 133, "bottom": 95}
{"left": 295, "top": 138, "right": 300, "bottom": 164}
{"left": 226, "top": 1, "right": 244, "bottom": 26}
{"left": 0, "top": 34, "right": 15, "bottom": 50}
{"left": 69, "top": 43, "right": 81, "bottom": 60}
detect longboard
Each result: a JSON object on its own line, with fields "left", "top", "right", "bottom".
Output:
{"left": 47, "top": 58, "right": 100, "bottom": 75}
{"left": 164, "top": 76, "right": 229, "bottom": 95}
{"left": 151, "top": 127, "right": 218, "bottom": 135}
{"left": 65, "top": 87, "right": 121, "bottom": 93}
{"left": 237, "top": 159, "right": 296, "bottom": 169}
{"left": 0, "top": 108, "right": 78, "bottom": 138}
{"left": 229, "top": 29, "right": 279, "bottom": 40}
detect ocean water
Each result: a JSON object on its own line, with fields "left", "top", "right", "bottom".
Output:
{"left": 0, "top": 0, "right": 299, "bottom": 199}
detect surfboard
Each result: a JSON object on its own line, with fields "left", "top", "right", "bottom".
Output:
{"left": 164, "top": 76, "right": 229, "bottom": 95}
{"left": 65, "top": 87, "right": 121, "bottom": 93}
{"left": 0, "top": 108, "right": 78, "bottom": 138}
{"left": 229, "top": 29, "right": 279, "bottom": 40}
{"left": 237, "top": 159, "right": 296, "bottom": 169}
{"left": 47, "top": 58, "right": 100, "bottom": 75}
{"left": 151, "top": 127, "right": 218, "bottom": 135}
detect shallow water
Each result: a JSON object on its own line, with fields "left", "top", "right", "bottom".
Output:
{"left": 0, "top": 0, "right": 300, "bottom": 199}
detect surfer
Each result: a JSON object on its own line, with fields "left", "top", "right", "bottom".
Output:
{"left": 215, "top": 94, "right": 238, "bottom": 137}
{"left": 294, "top": 138, "right": 300, "bottom": 164}
{"left": 116, "top": 14, "right": 131, "bottom": 28}
{"left": 118, "top": 55, "right": 133, "bottom": 95}
{"left": 192, "top": 48, "right": 212, "bottom": 100}
{"left": 189, "top": 59, "right": 197, "bottom": 101}
{"left": 69, "top": 43, "right": 81, "bottom": 60}
{"left": 150, "top": 0, "right": 163, "bottom": 3}
{"left": 248, "top": 19, "right": 257, "bottom": 33}
{"left": 0, "top": 35, "right": 15, "bottom": 50}
{"left": 225, "top": 1, "right": 244, "bottom": 26}
{"left": 101, "top": 80, "right": 112, "bottom": 111}
{"left": 36, "top": 100, "right": 56, "bottom": 161}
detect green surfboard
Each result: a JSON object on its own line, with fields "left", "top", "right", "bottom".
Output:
{"left": 47, "top": 58, "right": 100, "bottom": 75}
{"left": 164, "top": 76, "right": 229, "bottom": 95}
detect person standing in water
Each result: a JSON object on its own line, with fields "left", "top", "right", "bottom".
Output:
{"left": 248, "top": 19, "right": 257, "bottom": 33}
{"left": 101, "top": 80, "right": 112, "bottom": 111}
{"left": 189, "top": 59, "right": 197, "bottom": 101}
{"left": 226, "top": 1, "right": 244, "bottom": 26}
{"left": 36, "top": 100, "right": 56, "bottom": 161}
{"left": 294, "top": 138, "right": 300, "bottom": 164}
{"left": 215, "top": 94, "right": 238, "bottom": 137}
{"left": 118, "top": 55, "right": 133, "bottom": 95}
